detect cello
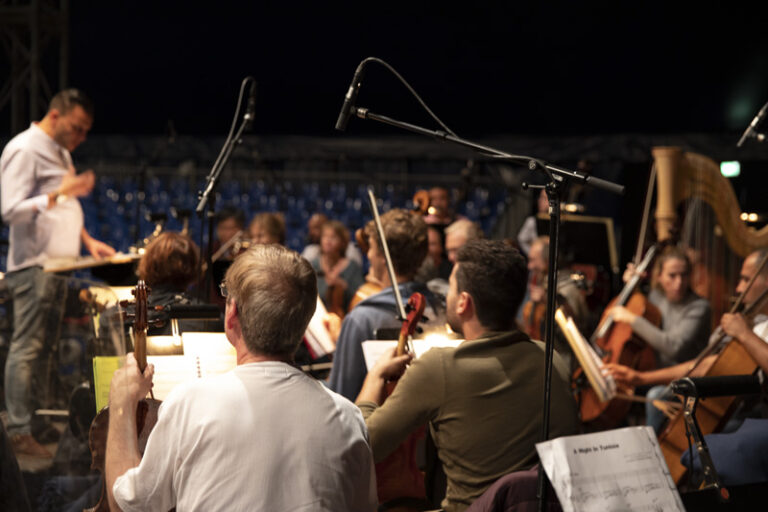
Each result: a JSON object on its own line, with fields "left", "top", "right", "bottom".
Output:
{"left": 85, "top": 281, "right": 163, "bottom": 512}
{"left": 573, "top": 163, "right": 664, "bottom": 428}
{"left": 572, "top": 244, "right": 662, "bottom": 428}
{"left": 657, "top": 253, "right": 768, "bottom": 484}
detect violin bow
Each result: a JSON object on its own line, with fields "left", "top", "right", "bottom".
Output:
{"left": 683, "top": 251, "right": 768, "bottom": 376}
{"left": 365, "top": 187, "right": 413, "bottom": 354}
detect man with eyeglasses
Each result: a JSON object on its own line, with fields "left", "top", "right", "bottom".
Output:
{"left": 105, "top": 245, "right": 377, "bottom": 511}
{"left": 1, "top": 88, "right": 115, "bottom": 457}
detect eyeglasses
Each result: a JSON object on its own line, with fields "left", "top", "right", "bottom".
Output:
{"left": 219, "top": 281, "right": 229, "bottom": 298}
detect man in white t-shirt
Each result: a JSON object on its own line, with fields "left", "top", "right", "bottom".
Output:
{"left": 105, "top": 244, "right": 377, "bottom": 511}
{"left": 0, "top": 89, "right": 115, "bottom": 457}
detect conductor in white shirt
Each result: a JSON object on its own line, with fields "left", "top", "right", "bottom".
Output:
{"left": 0, "top": 88, "right": 115, "bottom": 457}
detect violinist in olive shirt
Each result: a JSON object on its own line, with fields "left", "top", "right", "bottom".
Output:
{"left": 356, "top": 239, "right": 579, "bottom": 512}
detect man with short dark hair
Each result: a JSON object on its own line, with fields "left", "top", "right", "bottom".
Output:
{"left": 356, "top": 239, "right": 579, "bottom": 512}
{"left": 328, "top": 209, "right": 443, "bottom": 401}
{"left": 105, "top": 245, "right": 377, "bottom": 511}
{"left": 1, "top": 88, "right": 115, "bottom": 456}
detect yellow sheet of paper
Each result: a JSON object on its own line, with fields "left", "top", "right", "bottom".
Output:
{"left": 93, "top": 356, "right": 124, "bottom": 413}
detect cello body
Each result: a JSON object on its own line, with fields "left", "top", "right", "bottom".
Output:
{"left": 577, "top": 292, "right": 660, "bottom": 428}
{"left": 574, "top": 241, "right": 664, "bottom": 428}
{"left": 658, "top": 340, "right": 758, "bottom": 484}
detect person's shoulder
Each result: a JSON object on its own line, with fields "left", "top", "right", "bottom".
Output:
{"left": 318, "top": 384, "right": 368, "bottom": 425}
{"left": 301, "top": 244, "right": 320, "bottom": 259}
{"left": 355, "top": 288, "right": 396, "bottom": 310}
{"left": 345, "top": 257, "right": 362, "bottom": 271}
{"left": 685, "top": 291, "right": 711, "bottom": 311}
{"left": 1, "top": 129, "right": 32, "bottom": 158}
{"left": 414, "top": 345, "right": 453, "bottom": 366}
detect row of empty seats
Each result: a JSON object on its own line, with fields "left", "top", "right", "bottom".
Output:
{"left": 1, "top": 175, "right": 509, "bottom": 271}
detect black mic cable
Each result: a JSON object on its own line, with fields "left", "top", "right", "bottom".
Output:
{"left": 334, "top": 57, "right": 457, "bottom": 137}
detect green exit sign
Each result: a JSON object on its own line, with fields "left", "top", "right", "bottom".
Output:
{"left": 721, "top": 161, "right": 741, "bottom": 177}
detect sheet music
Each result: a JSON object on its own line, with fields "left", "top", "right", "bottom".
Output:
{"left": 93, "top": 333, "right": 237, "bottom": 410}
{"left": 536, "top": 426, "right": 684, "bottom": 512}
{"left": 147, "top": 355, "right": 200, "bottom": 400}
{"left": 362, "top": 336, "right": 463, "bottom": 370}
{"left": 182, "top": 332, "right": 234, "bottom": 359}
{"left": 304, "top": 297, "right": 336, "bottom": 357}
{"left": 555, "top": 307, "right": 616, "bottom": 402}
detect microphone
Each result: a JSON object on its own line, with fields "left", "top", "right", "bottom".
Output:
{"left": 737, "top": 100, "right": 768, "bottom": 147}
{"left": 244, "top": 80, "right": 257, "bottom": 129}
{"left": 335, "top": 62, "right": 367, "bottom": 131}
{"left": 670, "top": 375, "right": 760, "bottom": 398}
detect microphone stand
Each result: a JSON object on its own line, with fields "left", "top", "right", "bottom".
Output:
{"left": 346, "top": 105, "right": 623, "bottom": 510}
{"left": 195, "top": 78, "right": 255, "bottom": 301}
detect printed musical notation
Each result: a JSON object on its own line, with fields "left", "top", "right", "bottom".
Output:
{"left": 536, "top": 426, "right": 684, "bottom": 512}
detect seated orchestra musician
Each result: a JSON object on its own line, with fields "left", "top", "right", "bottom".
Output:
{"left": 423, "top": 186, "right": 460, "bottom": 227}
{"left": 605, "top": 249, "right": 768, "bottom": 433}
{"left": 522, "top": 235, "right": 589, "bottom": 370}
{"left": 105, "top": 245, "right": 377, "bottom": 511}
{"left": 356, "top": 239, "right": 579, "bottom": 512}
{"left": 248, "top": 211, "right": 286, "bottom": 245}
{"left": 608, "top": 245, "right": 711, "bottom": 368}
{"left": 444, "top": 218, "right": 483, "bottom": 265}
{"left": 328, "top": 209, "right": 444, "bottom": 401}
{"left": 96, "top": 232, "right": 207, "bottom": 353}
{"left": 309, "top": 219, "right": 364, "bottom": 315}
{"left": 301, "top": 212, "right": 364, "bottom": 267}
{"left": 212, "top": 207, "right": 246, "bottom": 261}
{"left": 426, "top": 224, "right": 453, "bottom": 280}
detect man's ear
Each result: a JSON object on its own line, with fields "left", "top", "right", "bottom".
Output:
{"left": 48, "top": 108, "right": 61, "bottom": 123}
{"left": 456, "top": 291, "right": 473, "bottom": 317}
{"left": 225, "top": 300, "right": 238, "bottom": 332}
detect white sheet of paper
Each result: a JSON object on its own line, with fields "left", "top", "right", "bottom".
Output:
{"left": 536, "top": 426, "right": 684, "bottom": 512}
{"left": 362, "top": 336, "right": 463, "bottom": 370}
{"left": 146, "top": 355, "right": 198, "bottom": 400}
{"left": 304, "top": 297, "right": 335, "bottom": 357}
{"left": 182, "top": 332, "right": 234, "bottom": 358}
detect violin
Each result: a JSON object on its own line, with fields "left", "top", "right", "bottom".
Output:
{"left": 376, "top": 293, "right": 428, "bottom": 504}
{"left": 85, "top": 281, "right": 163, "bottom": 512}
{"left": 364, "top": 187, "right": 430, "bottom": 508}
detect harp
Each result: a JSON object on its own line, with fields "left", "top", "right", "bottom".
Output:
{"left": 652, "top": 146, "right": 768, "bottom": 327}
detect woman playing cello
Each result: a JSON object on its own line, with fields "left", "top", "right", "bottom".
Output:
{"left": 608, "top": 245, "right": 711, "bottom": 369}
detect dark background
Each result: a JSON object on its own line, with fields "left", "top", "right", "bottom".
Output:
{"left": 65, "top": 3, "right": 768, "bottom": 138}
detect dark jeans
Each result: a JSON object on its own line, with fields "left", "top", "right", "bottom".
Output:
{"left": 4, "top": 267, "right": 65, "bottom": 435}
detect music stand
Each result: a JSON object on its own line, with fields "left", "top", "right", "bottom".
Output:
{"left": 535, "top": 213, "right": 619, "bottom": 274}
